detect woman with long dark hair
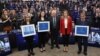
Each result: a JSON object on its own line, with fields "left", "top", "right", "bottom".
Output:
{"left": 37, "top": 10, "right": 49, "bottom": 52}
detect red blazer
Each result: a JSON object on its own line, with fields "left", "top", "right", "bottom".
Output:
{"left": 60, "top": 16, "right": 72, "bottom": 35}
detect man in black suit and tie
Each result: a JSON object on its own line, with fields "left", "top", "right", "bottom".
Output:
{"left": 49, "top": 8, "right": 60, "bottom": 49}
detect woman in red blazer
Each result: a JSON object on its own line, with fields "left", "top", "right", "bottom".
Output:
{"left": 60, "top": 10, "right": 72, "bottom": 52}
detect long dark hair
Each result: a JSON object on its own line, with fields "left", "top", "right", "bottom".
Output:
{"left": 38, "top": 10, "right": 46, "bottom": 19}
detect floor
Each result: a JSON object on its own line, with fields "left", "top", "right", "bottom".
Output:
{"left": 8, "top": 44, "right": 100, "bottom": 56}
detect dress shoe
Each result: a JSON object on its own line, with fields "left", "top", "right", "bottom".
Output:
{"left": 40, "top": 48, "right": 43, "bottom": 52}
{"left": 63, "top": 47, "right": 68, "bottom": 52}
{"left": 51, "top": 47, "right": 54, "bottom": 49}
{"left": 43, "top": 48, "right": 46, "bottom": 51}
{"left": 28, "top": 53, "right": 31, "bottom": 56}
{"left": 31, "top": 52, "right": 35, "bottom": 55}
{"left": 56, "top": 46, "right": 60, "bottom": 49}
{"left": 77, "top": 51, "right": 81, "bottom": 54}
{"left": 83, "top": 52, "right": 87, "bottom": 56}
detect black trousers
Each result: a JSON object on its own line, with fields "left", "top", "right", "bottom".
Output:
{"left": 25, "top": 36, "right": 34, "bottom": 53}
{"left": 26, "top": 42, "right": 33, "bottom": 53}
{"left": 38, "top": 32, "right": 47, "bottom": 48}
{"left": 77, "top": 36, "right": 88, "bottom": 53}
{"left": 62, "top": 29, "right": 70, "bottom": 47}
{"left": 51, "top": 29, "right": 59, "bottom": 47}
{"left": 62, "top": 35, "right": 70, "bottom": 47}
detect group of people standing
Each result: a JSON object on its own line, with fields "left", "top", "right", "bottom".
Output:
{"left": 20, "top": 8, "right": 89, "bottom": 56}
{"left": 0, "top": 0, "right": 99, "bottom": 56}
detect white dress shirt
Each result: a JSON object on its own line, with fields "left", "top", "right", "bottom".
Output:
{"left": 26, "top": 22, "right": 30, "bottom": 25}
{"left": 64, "top": 18, "right": 68, "bottom": 28}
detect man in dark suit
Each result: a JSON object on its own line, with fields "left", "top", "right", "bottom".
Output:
{"left": 49, "top": 8, "right": 60, "bottom": 49}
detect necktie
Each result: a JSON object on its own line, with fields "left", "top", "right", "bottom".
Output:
{"left": 53, "top": 17, "right": 56, "bottom": 27}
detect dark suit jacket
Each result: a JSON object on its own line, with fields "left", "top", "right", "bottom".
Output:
{"left": 49, "top": 16, "right": 60, "bottom": 32}
{"left": 76, "top": 18, "right": 90, "bottom": 35}
{"left": 37, "top": 17, "right": 49, "bottom": 22}
{"left": 93, "top": 17, "right": 100, "bottom": 28}
{"left": 37, "top": 17, "right": 49, "bottom": 31}
{"left": 37, "top": 17, "right": 49, "bottom": 37}
{"left": 76, "top": 19, "right": 89, "bottom": 26}
{"left": 22, "top": 17, "right": 37, "bottom": 25}
{"left": 37, "top": 16, "right": 49, "bottom": 29}
{"left": 21, "top": 20, "right": 35, "bottom": 45}
{"left": 22, "top": 21, "right": 33, "bottom": 25}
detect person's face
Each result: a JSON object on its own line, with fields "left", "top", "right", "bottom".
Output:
{"left": 59, "top": 0, "right": 63, "bottom": 3}
{"left": 23, "top": 9, "right": 28, "bottom": 13}
{"left": 51, "top": 10, "right": 57, "bottom": 17}
{"left": 96, "top": 8, "right": 100, "bottom": 17}
{"left": 63, "top": 11, "right": 68, "bottom": 17}
{"left": 41, "top": 11, "right": 45, "bottom": 17}
{"left": 96, "top": 13, "right": 99, "bottom": 17}
{"left": 11, "top": 10, "right": 16, "bottom": 14}
{"left": 75, "top": 5, "right": 78, "bottom": 10}
{"left": 25, "top": 17, "right": 30, "bottom": 22}
{"left": 3, "top": 11, "right": 8, "bottom": 15}
{"left": 30, "top": 8, "right": 33, "bottom": 14}
{"left": 80, "top": 12, "right": 86, "bottom": 20}
{"left": 99, "top": 13, "right": 100, "bottom": 17}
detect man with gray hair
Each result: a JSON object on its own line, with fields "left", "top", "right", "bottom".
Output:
{"left": 49, "top": 8, "right": 60, "bottom": 49}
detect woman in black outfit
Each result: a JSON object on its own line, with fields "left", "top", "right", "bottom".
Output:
{"left": 76, "top": 10, "right": 90, "bottom": 56}
{"left": 22, "top": 14, "right": 35, "bottom": 56}
{"left": 37, "top": 11, "right": 48, "bottom": 52}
